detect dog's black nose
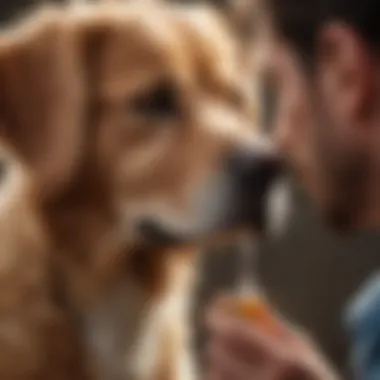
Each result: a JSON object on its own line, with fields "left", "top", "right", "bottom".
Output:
{"left": 227, "top": 146, "right": 282, "bottom": 227}
{"left": 229, "top": 148, "right": 280, "bottom": 182}
{"left": 228, "top": 148, "right": 281, "bottom": 190}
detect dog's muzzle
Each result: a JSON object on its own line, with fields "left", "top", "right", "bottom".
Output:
{"left": 136, "top": 146, "right": 283, "bottom": 246}
{"left": 224, "top": 147, "right": 282, "bottom": 230}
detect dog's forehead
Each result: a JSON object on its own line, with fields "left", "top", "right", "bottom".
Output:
{"left": 169, "top": 7, "right": 241, "bottom": 81}
{"left": 75, "top": 4, "right": 242, "bottom": 89}
{"left": 169, "top": 7, "right": 238, "bottom": 66}
{"left": 0, "top": 3, "right": 244, "bottom": 99}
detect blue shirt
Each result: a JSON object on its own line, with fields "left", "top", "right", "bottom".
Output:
{"left": 345, "top": 271, "right": 380, "bottom": 380}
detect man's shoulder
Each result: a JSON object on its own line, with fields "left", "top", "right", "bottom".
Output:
{"left": 346, "top": 271, "right": 380, "bottom": 333}
{"left": 344, "top": 271, "right": 380, "bottom": 380}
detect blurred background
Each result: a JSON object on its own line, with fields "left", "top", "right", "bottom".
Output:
{"left": 2, "top": 0, "right": 380, "bottom": 377}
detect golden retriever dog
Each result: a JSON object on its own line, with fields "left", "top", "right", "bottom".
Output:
{"left": 0, "top": 2, "right": 279, "bottom": 380}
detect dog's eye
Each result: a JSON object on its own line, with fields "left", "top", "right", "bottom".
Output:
{"left": 132, "top": 82, "right": 179, "bottom": 119}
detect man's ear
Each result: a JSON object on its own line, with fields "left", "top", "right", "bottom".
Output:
{"left": 0, "top": 10, "right": 86, "bottom": 199}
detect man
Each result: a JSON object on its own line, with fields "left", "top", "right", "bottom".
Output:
{"left": 206, "top": 0, "right": 380, "bottom": 379}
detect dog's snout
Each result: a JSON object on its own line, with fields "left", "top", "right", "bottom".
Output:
{"left": 227, "top": 149, "right": 281, "bottom": 189}
{"left": 226, "top": 147, "right": 282, "bottom": 228}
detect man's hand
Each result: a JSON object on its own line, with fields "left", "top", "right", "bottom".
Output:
{"left": 205, "top": 297, "right": 340, "bottom": 380}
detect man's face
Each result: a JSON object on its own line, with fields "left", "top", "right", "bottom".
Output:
{"left": 265, "top": 24, "right": 377, "bottom": 230}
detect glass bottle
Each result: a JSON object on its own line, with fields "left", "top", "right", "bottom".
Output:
{"left": 227, "top": 235, "right": 284, "bottom": 336}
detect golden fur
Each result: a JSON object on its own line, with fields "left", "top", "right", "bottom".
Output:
{"left": 0, "top": 2, "right": 264, "bottom": 380}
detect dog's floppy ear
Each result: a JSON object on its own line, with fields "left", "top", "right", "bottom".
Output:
{"left": 0, "top": 10, "right": 86, "bottom": 198}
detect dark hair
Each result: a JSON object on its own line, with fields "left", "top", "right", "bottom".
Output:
{"left": 266, "top": 0, "right": 380, "bottom": 64}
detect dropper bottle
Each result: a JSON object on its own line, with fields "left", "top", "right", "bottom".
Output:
{"left": 230, "top": 234, "right": 284, "bottom": 336}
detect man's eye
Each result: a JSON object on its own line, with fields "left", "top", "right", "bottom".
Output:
{"left": 132, "top": 82, "right": 180, "bottom": 119}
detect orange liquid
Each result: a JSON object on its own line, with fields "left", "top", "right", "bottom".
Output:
{"left": 228, "top": 294, "right": 285, "bottom": 337}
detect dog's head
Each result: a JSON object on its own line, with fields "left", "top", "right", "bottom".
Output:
{"left": 0, "top": 3, "right": 280, "bottom": 248}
